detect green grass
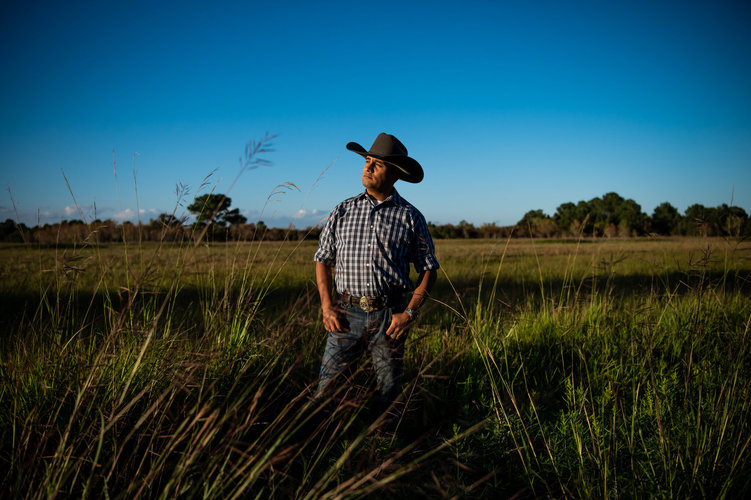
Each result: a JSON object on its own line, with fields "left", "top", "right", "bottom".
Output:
{"left": 1, "top": 236, "right": 750, "bottom": 498}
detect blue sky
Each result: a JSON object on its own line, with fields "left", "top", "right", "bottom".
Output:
{"left": 1, "top": 0, "right": 750, "bottom": 228}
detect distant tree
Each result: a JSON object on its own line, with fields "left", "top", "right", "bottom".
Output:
{"left": 589, "top": 192, "right": 620, "bottom": 233}
{"left": 679, "top": 204, "right": 711, "bottom": 236}
{"left": 223, "top": 209, "right": 247, "bottom": 226}
{"left": 306, "top": 225, "right": 323, "bottom": 240}
{"left": 517, "top": 210, "right": 549, "bottom": 227}
{"left": 574, "top": 200, "right": 592, "bottom": 233}
{"left": 477, "top": 222, "right": 510, "bottom": 239}
{"left": 553, "top": 202, "right": 578, "bottom": 232}
{"left": 152, "top": 213, "right": 183, "bottom": 228}
{"left": 457, "top": 220, "right": 477, "bottom": 238}
{"left": 651, "top": 202, "right": 681, "bottom": 235}
{"left": 715, "top": 204, "right": 748, "bottom": 236}
{"left": 187, "top": 194, "right": 247, "bottom": 228}
{"left": 517, "top": 209, "right": 555, "bottom": 237}
{"left": 187, "top": 194, "right": 247, "bottom": 241}
{"left": 549, "top": 193, "right": 648, "bottom": 237}
{"left": 95, "top": 219, "right": 119, "bottom": 242}
{"left": 684, "top": 204, "right": 708, "bottom": 221}
{"left": 615, "top": 197, "right": 646, "bottom": 235}
{"left": 428, "top": 222, "right": 456, "bottom": 239}
{"left": 0, "top": 219, "right": 23, "bottom": 242}
{"left": 427, "top": 221, "right": 438, "bottom": 238}
{"left": 146, "top": 213, "right": 186, "bottom": 242}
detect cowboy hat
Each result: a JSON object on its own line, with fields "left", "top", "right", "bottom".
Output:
{"left": 346, "top": 133, "right": 424, "bottom": 183}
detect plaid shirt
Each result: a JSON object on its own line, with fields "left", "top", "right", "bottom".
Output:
{"left": 314, "top": 189, "right": 439, "bottom": 297}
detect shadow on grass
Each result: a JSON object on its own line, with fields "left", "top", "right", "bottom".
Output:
{"left": 2, "top": 264, "right": 751, "bottom": 497}
{"left": 3, "top": 267, "right": 748, "bottom": 337}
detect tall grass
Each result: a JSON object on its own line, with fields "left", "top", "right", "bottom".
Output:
{"left": 0, "top": 234, "right": 486, "bottom": 497}
{"left": 2, "top": 194, "right": 750, "bottom": 498}
{"left": 445, "top": 236, "right": 751, "bottom": 497}
{"left": 1, "top": 141, "right": 489, "bottom": 497}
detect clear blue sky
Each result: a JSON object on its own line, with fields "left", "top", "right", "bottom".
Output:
{"left": 2, "top": 0, "right": 750, "bottom": 228}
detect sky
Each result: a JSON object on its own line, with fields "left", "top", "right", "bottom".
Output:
{"left": 1, "top": 0, "right": 750, "bottom": 228}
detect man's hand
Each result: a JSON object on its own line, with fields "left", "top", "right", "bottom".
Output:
{"left": 386, "top": 311, "right": 413, "bottom": 340}
{"left": 317, "top": 262, "right": 349, "bottom": 333}
{"left": 322, "top": 304, "right": 348, "bottom": 333}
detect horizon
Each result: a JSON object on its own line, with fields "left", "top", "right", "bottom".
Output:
{"left": 2, "top": 1, "right": 750, "bottom": 229}
{"left": 3, "top": 189, "right": 744, "bottom": 231}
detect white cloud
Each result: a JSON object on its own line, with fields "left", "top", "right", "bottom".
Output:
{"left": 240, "top": 209, "right": 260, "bottom": 219}
{"left": 296, "top": 208, "right": 321, "bottom": 217}
{"left": 263, "top": 208, "right": 328, "bottom": 229}
{"left": 113, "top": 208, "right": 136, "bottom": 221}
{"left": 110, "top": 208, "right": 159, "bottom": 222}
{"left": 62, "top": 204, "right": 100, "bottom": 222}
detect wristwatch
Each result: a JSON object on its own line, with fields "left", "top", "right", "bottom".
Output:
{"left": 404, "top": 307, "right": 419, "bottom": 321}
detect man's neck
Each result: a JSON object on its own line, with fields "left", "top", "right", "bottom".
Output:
{"left": 366, "top": 186, "right": 394, "bottom": 201}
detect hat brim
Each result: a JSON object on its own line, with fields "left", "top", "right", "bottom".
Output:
{"left": 347, "top": 142, "right": 424, "bottom": 183}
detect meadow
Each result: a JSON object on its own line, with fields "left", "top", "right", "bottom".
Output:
{"left": 1, "top": 235, "right": 750, "bottom": 498}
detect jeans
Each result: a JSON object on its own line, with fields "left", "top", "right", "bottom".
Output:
{"left": 315, "top": 299, "right": 407, "bottom": 419}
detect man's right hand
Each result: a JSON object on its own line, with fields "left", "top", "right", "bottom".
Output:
{"left": 322, "top": 304, "right": 348, "bottom": 333}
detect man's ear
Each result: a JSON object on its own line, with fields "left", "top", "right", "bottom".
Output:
{"left": 388, "top": 165, "right": 401, "bottom": 184}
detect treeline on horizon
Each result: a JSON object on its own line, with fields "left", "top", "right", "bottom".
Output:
{"left": 1, "top": 191, "right": 749, "bottom": 244}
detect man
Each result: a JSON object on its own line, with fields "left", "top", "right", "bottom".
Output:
{"left": 313, "top": 133, "right": 439, "bottom": 428}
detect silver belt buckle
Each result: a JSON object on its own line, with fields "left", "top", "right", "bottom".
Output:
{"left": 359, "top": 296, "right": 376, "bottom": 312}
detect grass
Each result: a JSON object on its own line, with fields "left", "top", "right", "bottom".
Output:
{"left": 1, "top": 235, "right": 750, "bottom": 498}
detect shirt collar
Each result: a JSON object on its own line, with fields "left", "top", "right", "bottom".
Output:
{"left": 360, "top": 188, "right": 405, "bottom": 207}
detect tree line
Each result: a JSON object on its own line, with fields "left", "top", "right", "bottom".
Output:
{"left": 514, "top": 192, "right": 749, "bottom": 238}
{"left": 1, "top": 191, "right": 748, "bottom": 244}
{"left": 0, "top": 194, "right": 322, "bottom": 245}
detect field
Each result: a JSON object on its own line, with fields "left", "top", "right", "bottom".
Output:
{"left": 1, "top": 236, "right": 750, "bottom": 498}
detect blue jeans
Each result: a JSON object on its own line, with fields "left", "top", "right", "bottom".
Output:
{"left": 316, "top": 299, "right": 406, "bottom": 416}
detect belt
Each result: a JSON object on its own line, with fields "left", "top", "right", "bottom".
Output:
{"left": 340, "top": 292, "right": 402, "bottom": 313}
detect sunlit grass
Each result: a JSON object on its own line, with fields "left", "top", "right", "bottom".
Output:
{"left": 1, "top": 235, "right": 750, "bottom": 497}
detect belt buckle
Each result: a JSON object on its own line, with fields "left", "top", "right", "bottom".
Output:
{"left": 359, "top": 296, "right": 376, "bottom": 312}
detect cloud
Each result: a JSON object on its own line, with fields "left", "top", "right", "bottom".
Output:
{"left": 262, "top": 208, "right": 328, "bottom": 229}
{"left": 240, "top": 209, "right": 260, "bottom": 219}
{"left": 296, "top": 209, "right": 320, "bottom": 217}
{"left": 111, "top": 208, "right": 160, "bottom": 222}
{"left": 61, "top": 204, "right": 102, "bottom": 221}
{"left": 294, "top": 208, "right": 324, "bottom": 222}
{"left": 113, "top": 208, "right": 136, "bottom": 221}
{"left": 7, "top": 205, "right": 330, "bottom": 228}
{"left": 4, "top": 205, "right": 106, "bottom": 226}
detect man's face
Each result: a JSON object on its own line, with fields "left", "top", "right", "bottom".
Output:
{"left": 362, "top": 156, "right": 399, "bottom": 195}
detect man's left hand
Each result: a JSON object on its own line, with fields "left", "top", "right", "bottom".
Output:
{"left": 386, "top": 311, "right": 413, "bottom": 339}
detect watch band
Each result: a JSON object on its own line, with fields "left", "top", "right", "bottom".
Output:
{"left": 405, "top": 307, "right": 419, "bottom": 320}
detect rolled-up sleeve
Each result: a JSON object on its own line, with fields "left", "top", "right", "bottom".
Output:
{"left": 412, "top": 211, "right": 439, "bottom": 271}
{"left": 313, "top": 208, "right": 338, "bottom": 265}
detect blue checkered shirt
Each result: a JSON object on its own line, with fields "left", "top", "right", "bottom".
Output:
{"left": 314, "top": 189, "right": 439, "bottom": 297}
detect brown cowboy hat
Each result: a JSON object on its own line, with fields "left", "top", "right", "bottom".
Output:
{"left": 346, "top": 133, "right": 424, "bottom": 183}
